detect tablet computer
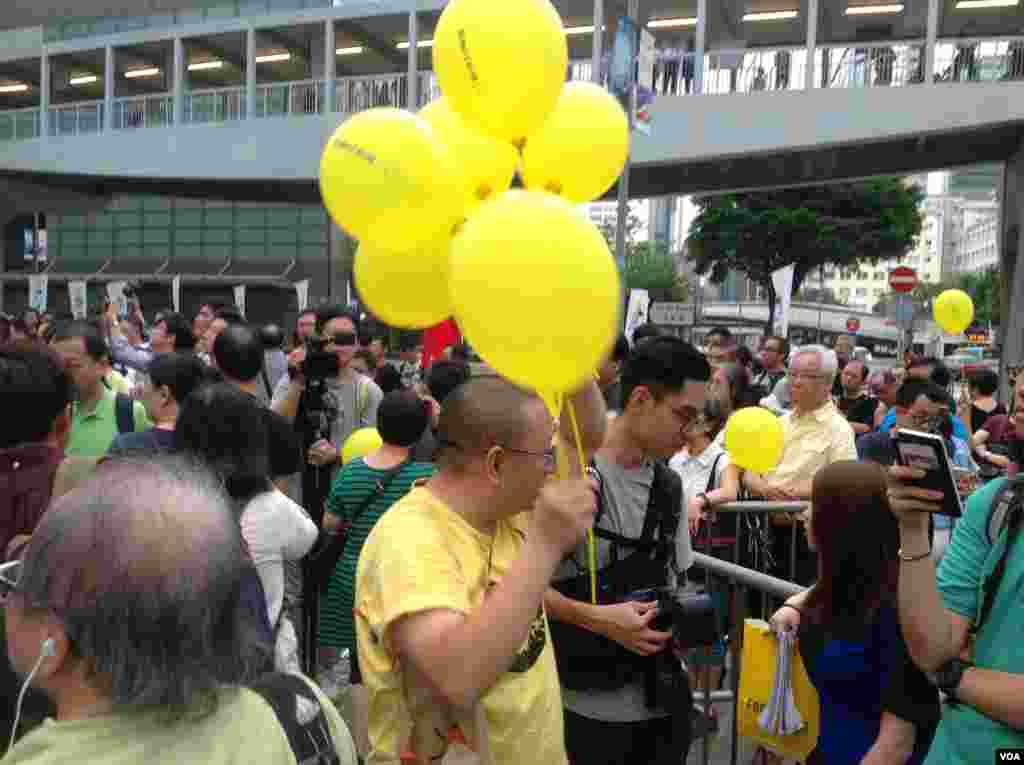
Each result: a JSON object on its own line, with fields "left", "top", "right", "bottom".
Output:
{"left": 893, "top": 429, "right": 962, "bottom": 517}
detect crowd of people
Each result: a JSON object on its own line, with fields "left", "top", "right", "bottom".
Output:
{"left": 0, "top": 303, "right": 1022, "bottom": 765}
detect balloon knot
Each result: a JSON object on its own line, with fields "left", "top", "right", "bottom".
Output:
{"left": 545, "top": 181, "right": 563, "bottom": 196}
{"left": 476, "top": 185, "right": 492, "bottom": 201}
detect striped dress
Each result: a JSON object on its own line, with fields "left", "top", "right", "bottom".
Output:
{"left": 319, "top": 458, "right": 435, "bottom": 653}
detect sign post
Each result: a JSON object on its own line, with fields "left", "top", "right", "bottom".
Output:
{"left": 889, "top": 267, "right": 918, "bottom": 359}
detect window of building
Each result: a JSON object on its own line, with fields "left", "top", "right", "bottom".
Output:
{"left": 855, "top": 288, "right": 867, "bottom": 297}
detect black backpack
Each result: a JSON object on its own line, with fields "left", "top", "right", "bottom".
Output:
{"left": 549, "top": 461, "right": 682, "bottom": 692}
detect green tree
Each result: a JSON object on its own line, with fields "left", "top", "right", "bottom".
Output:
{"left": 957, "top": 267, "right": 1002, "bottom": 326}
{"left": 598, "top": 211, "right": 646, "bottom": 259}
{"left": 687, "top": 180, "right": 925, "bottom": 329}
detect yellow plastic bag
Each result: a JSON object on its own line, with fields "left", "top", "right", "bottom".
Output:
{"left": 737, "top": 619, "right": 820, "bottom": 762}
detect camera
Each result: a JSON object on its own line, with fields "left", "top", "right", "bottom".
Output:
{"left": 654, "top": 589, "right": 719, "bottom": 651}
{"left": 122, "top": 281, "right": 140, "bottom": 300}
{"left": 302, "top": 336, "right": 340, "bottom": 381}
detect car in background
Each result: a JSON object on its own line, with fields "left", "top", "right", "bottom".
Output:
{"left": 945, "top": 347, "right": 999, "bottom": 381}
{"left": 853, "top": 347, "right": 873, "bottom": 363}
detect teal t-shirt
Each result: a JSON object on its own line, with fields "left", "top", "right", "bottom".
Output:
{"left": 927, "top": 477, "right": 1024, "bottom": 763}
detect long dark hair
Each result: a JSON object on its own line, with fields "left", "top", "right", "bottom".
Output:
{"left": 803, "top": 460, "right": 899, "bottom": 625}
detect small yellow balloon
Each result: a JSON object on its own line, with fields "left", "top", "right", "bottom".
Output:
{"left": 433, "top": 0, "right": 568, "bottom": 145}
{"left": 933, "top": 289, "right": 975, "bottom": 335}
{"left": 354, "top": 239, "right": 453, "bottom": 330}
{"left": 420, "top": 97, "right": 519, "bottom": 213}
{"left": 449, "top": 190, "right": 621, "bottom": 395}
{"left": 319, "top": 108, "right": 463, "bottom": 251}
{"left": 522, "top": 82, "right": 629, "bottom": 203}
{"left": 723, "top": 408, "right": 785, "bottom": 474}
{"left": 342, "top": 428, "right": 384, "bottom": 465}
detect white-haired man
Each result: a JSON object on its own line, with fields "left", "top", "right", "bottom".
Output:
{"left": 743, "top": 345, "right": 857, "bottom": 583}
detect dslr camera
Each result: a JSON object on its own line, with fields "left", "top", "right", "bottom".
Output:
{"left": 302, "top": 336, "right": 340, "bottom": 381}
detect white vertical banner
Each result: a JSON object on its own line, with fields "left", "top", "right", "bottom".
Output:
{"left": 106, "top": 281, "right": 128, "bottom": 317}
{"left": 171, "top": 275, "right": 181, "bottom": 313}
{"left": 295, "top": 279, "right": 310, "bottom": 312}
{"left": 233, "top": 284, "right": 246, "bottom": 318}
{"left": 28, "top": 274, "right": 48, "bottom": 312}
{"left": 771, "top": 265, "right": 796, "bottom": 339}
{"left": 624, "top": 289, "right": 650, "bottom": 344}
{"left": 68, "top": 281, "right": 88, "bottom": 319}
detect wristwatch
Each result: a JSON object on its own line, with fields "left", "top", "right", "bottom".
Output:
{"left": 934, "top": 658, "right": 974, "bottom": 702}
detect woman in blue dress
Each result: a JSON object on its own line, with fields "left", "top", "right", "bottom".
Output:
{"left": 770, "top": 460, "right": 940, "bottom": 765}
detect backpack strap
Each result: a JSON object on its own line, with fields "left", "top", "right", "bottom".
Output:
{"left": 115, "top": 393, "right": 135, "bottom": 435}
{"left": 261, "top": 364, "right": 274, "bottom": 402}
{"left": 356, "top": 377, "right": 369, "bottom": 424}
{"left": 973, "top": 477, "right": 1024, "bottom": 639}
{"left": 246, "top": 672, "right": 342, "bottom": 765}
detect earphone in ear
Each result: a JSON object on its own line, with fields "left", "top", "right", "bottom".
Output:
{"left": 8, "top": 638, "right": 57, "bottom": 755}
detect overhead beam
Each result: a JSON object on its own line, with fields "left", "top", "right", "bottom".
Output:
{"left": 336, "top": 20, "right": 406, "bottom": 69}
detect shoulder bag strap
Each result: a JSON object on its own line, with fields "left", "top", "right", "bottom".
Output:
{"left": 260, "top": 363, "right": 273, "bottom": 401}
{"left": 115, "top": 393, "right": 135, "bottom": 435}
{"left": 342, "top": 458, "right": 412, "bottom": 535}
{"left": 973, "top": 481, "right": 1024, "bottom": 639}
{"left": 706, "top": 453, "right": 724, "bottom": 494}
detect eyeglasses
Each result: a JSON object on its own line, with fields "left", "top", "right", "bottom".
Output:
{"left": 501, "top": 445, "right": 558, "bottom": 473}
{"left": 790, "top": 371, "right": 828, "bottom": 382}
{"left": 439, "top": 438, "right": 557, "bottom": 473}
{"left": 326, "top": 332, "right": 357, "bottom": 347}
{"left": 0, "top": 560, "right": 22, "bottom": 603}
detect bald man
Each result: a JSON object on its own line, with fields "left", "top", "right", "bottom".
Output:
{"left": 2, "top": 456, "right": 357, "bottom": 764}
{"left": 354, "top": 377, "right": 605, "bottom": 764}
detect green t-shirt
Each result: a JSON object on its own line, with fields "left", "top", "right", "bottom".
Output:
{"left": 319, "top": 459, "right": 435, "bottom": 653}
{"left": 927, "top": 477, "right": 1024, "bottom": 763}
{"left": 66, "top": 388, "right": 150, "bottom": 458}
{"left": 3, "top": 679, "right": 357, "bottom": 765}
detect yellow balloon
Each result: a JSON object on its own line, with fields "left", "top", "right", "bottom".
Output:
{"left": 522, "top": 82, "right": 629, "bottom": 203}
{"left": 319, "top": 108, "right": 463, "bottom": 251}
{"left": 342, "top": 428, "right": 383, "bottom": 465}
{"left": 723, "top": 408, "right": 785, "bottom": 474}
{"left": 355, "top": 239, "right": 453, "bottom": 330}
{"left": 933, "top": 289, "right": 975, "bottom": 335}
{"left": 433, "top": 0, "right": 568, "bottom": 145}
{"left": 449, "top": 190, "right": 620, "bottom": 396}
{"left": 420, "top": 97, "right": 519, "bottom": 213}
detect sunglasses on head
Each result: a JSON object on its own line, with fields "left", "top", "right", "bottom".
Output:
{"left": 328, "top": 332, "right": 357, "bottom": 347}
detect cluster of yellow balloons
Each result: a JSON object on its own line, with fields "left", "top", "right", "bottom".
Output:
{"left": 933, "top": 289, "right": 975, "bottom": 336}
{"left": 319, "top": 0, "right": 631, "bottom": 404}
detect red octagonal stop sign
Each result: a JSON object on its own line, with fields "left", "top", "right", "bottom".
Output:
{"left": 889, "top": 266, "right": 918, "bottom": 294}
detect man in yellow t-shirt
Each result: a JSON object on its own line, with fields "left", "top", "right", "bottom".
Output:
{"left": 355, "top": 377, "right": 605, "bottom": 765}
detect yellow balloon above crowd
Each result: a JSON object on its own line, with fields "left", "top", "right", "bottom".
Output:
{"left": 724, "top": 407, "right": 785, "bottom": 474}
{"left": 933, "top": 289, "right": 975, "bottom": 336}
{"left": 318, "top": 0, "right": 629, "bottom": 403}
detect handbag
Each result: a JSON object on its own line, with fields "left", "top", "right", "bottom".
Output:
{"left": 306, "top": 458, "right": 411, "bottom": 592}
{"left": 737, "top": 619, "right": 819, "bottom": 763}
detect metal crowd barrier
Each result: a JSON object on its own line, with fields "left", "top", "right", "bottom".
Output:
{"left": 688, "top": 501, "right": 809, "bottom": 765}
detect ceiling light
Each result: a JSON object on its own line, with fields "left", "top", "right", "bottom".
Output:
{"left": 565, "top": 25, "right": 596, "bottom": 35}
{"left": 955, "top": 0, "right": 1017, "bottom": 7}
{"left": 69, "top": 74, "right": 99, "bottom": 85}
{"left": 0, "top": 83, "right": 29, "bottom": 93}
{"left": 396, "top": 39, "right": 434, "bottom": 49}
{"left": 188, "top": 60, "right": 224, "bottom": 71}
{"left": 743, "top": 10, "right": 799, "bottom": 21}
{"left": 124, "top": 67, "right": 161, "bottom": 78}
{"left": 336, "top": 46, "right": 364, "bottom": 56}
{"left": 647, "top": 17, "right": 698, "bottom": 28}
{"left": 255, "top": 52, "right": 291, "bottom": 63}
{"left": 846, "top": 3, "right": 904, "bottom": 13}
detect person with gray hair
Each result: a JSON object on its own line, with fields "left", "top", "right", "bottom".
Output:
{"left": 742, "top": 344, "right": 856, "bottom": 585}
{"left": 1, "top": 456, "right": 356, "bottom": 765}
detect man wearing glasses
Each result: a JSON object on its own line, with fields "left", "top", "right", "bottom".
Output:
{"left": 353, "top": 376, "right": 605, "bottom": 764}
{"left": 742, "top": 345, "right": 857, "bottom": 584}
{"left": 754, "top": 335, "right": 789, "bottom": 393}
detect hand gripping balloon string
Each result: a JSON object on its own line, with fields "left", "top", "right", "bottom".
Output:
{"left": 567, "top": 400, "right": 598, "bottom": 606}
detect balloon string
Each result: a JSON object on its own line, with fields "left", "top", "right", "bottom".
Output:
{"left": 567, "top": 400, "right": 597, "bottom": 606}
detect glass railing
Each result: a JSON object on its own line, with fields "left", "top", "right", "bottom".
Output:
{"left": 816, "top": 42, "right": 926, "bottom": 89}
{"left": 0, "top": 107, "right": 40, "bottom": 142}
{"left": 703, "top": 47, "right": 808, "bottom": 95}
{"left": 49, "top": 101, "right": 104, "bottom": 136}
{"left": 934, "top": 37, "right": 1024, "bottom": 83}
{"left": 334, "top": 71, "right": 438, "bottom": 113}
{"left": 183, "top": 86, "right": 244, "bottom": 124}
{"left": 255, "top": 79, "right": 323, "bottom": 117}
{"left": 112, "top": 94, "right": 174, "bottom": 129}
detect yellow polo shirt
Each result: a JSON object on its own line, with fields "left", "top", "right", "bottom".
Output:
{"left": 762, "top": 400, "right": 857, "bottom": 490}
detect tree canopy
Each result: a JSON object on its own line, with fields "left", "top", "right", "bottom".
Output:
{"left": 687, "top": 179, "right": 925, "bottom": 327}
